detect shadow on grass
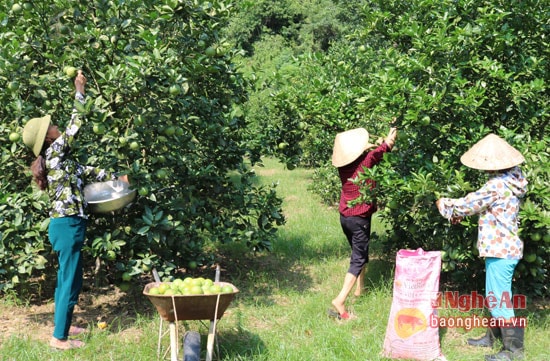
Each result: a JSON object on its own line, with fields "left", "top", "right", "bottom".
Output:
{"left": 215, "top": 236, "right": 315, "bottom": 308}
{"left": 214, "top": 308, "right": 267, "bottom": 360}
{"left": 213, "top": 227, "right": 397, "bottom": 311}
{"left": 216, "top": 330, "right": 266, "bottom": 360}
{"left": 364, "top": 258, "right": 395, "bottom": 290}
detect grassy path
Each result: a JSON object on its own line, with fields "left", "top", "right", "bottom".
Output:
{"left": 218, "top": 158, "right": 549, "bottom": 361}
{"left": 219, "top": 158, "right": 395, "bottom": 360}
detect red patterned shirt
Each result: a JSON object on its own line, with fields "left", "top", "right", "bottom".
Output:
{"left": 338, "top": 142, "right": 391, "bottom": 217}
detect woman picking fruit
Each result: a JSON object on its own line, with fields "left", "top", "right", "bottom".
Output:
{"left": 435, "top": 133, "right": 527, "bottom": 361}
{"left": 22, "top": 70, "right": 128, "bottom": 350}
{"left": 329, "top": 126, "right": 397, "bottom": 320}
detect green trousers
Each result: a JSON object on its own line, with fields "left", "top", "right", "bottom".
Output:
{"left": 49, "top": 216, "right": 86, "bottom": 340}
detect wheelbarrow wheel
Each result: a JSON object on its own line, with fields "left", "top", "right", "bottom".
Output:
{"left": 183, "top": 331, "right": 201, "bottom": 361}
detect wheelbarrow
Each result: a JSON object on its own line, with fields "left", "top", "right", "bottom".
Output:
{"left": 143, "top": 268, "right": 239, "bottom": 361}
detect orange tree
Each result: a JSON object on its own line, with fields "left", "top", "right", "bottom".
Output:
{"left": 0, "top": 0, "right": 284, "bottom": 292}
{"left": 260, "top": 0, "right": 548, "bottom": 296}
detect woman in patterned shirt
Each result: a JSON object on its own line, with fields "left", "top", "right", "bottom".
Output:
{"left": 436, "top": 133, "right": 527, "bottom": 361}
{"left": 23, "top": 70, "right": 127, "bottom": 350}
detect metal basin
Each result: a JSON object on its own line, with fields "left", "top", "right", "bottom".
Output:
{"left": 84, "top": 180, "right": 137, "bottom": 214}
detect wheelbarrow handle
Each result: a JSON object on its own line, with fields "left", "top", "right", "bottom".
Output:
{"left": 215, "top": 265, "right": 220, "bottom": 282}
{"left": 152, "top": 268, "right": 161, "bottom": 283}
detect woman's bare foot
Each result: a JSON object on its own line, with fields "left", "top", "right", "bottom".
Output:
{"left": 50, "top": 338, "right": 85, "bottom": 350}
{"left": 331, "top": 299, "right": 346, "bottom": 315}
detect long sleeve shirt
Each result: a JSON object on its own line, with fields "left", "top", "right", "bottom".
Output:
{"left": 45, "top": 92, "right": 112, "bottom": 218}
{"left": 436, "top": 167, "right": 528, "bottom": 260}
{"left": 338, "top": 142, "right": 391, "bottom": 217}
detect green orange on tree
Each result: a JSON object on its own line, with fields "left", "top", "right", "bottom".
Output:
{"left": 387, "top": 200, "right": 399, "bottom": 209}
{"left": 7, "top": 81, "right": 19, "bottom": 92}
{"left": 156, "top": 169, "right": 168, "bottom": 179}
{"left": 64, "top": 66, "right": 77, "bottom": 78}
{"left": 420, "top": 116, "right": 431, "bottom": 126}
{"left": 93, "top": 124, "right": 105, "bottom": 134}
{"left": 59, "top": 25, "right": 70, "bottom": 35}
{"left": 169, "top": 85, "right": 181, "bottom": 95}
{"left": 122, "top": 271, "right": 132, "bottom": 281}
{"left": 9, "top": 132, "right": 20, "bottom": 142}
{"left": 205, "top": 46, "right": 217, "bottom": 57}
{"left": 164, "top": 126, "right": 176, "bottom": 136}
{"left": 11, "top": 3, "right": 22, "bottom": 13}
{"left": 524, "top": 253, "right": 537, "bottom": 263}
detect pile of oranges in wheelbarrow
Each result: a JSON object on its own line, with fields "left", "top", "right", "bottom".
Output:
{"left": 147, "top": 277, "right": 235, "bottom": 296}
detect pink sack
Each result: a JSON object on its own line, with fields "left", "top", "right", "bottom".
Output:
{"left": 382, "top": 248, "right": 445, "bottom": 360}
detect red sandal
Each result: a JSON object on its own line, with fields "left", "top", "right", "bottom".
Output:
{"left": 327, "top": 309, "right": 357, "bottom": 320}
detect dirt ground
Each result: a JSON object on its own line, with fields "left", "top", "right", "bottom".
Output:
{"left": 0, "top": 276, "right": 156, "bottom": 344}
{"left": 0, "top": 260, "right": 239, "bottom": 346}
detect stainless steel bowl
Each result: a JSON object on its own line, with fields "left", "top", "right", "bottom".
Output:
{"left": 84, "top": 180, "right": 137, "bottom": 214}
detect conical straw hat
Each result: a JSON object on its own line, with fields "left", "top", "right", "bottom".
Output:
{"left": 23, "top": 115, "right": 51, "bottom": 157}
{"left": 331, "top": 128, "right": 376, "bottom": 167}
{"left": 460, "top": 133, "right": 525, "bottom": 171}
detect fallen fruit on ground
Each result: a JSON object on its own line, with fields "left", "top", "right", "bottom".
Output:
{"left": 97, "top": 321, "right": 108, "bottom": 329}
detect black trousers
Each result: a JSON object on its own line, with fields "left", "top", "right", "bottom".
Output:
{"left": 340, "top": 215, "right": 371, "bottom": 277}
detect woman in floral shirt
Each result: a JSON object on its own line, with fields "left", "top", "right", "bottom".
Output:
{"left": 436, "top": 133, "right": 527, "bottom": 361}
{"left": 23, "top": 71, "right": 127, "bottom": 350}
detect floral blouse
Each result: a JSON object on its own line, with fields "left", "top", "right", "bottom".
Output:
{"left": 436, "top": 167, "right": 528, "bottom": 260}
{"left": 45, "top": 92, "right": 112, "bottom": 219}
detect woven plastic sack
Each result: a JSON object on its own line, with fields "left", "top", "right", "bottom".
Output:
{"left": 382, "top": 248, "right": 445, "bottom": 360}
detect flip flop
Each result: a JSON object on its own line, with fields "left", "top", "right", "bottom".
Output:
{"left": 69, "top": 325, "right": 87, "bottom": 336}
{"left": 327, "top": 309, "right": 356, "bottom": 320}
{"left": 50, "top": 338, "right": 85, "bottom": 350}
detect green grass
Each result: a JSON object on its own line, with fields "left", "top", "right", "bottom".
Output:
{"left": 1, "top": 158, "right": 549, "bottom": 360}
